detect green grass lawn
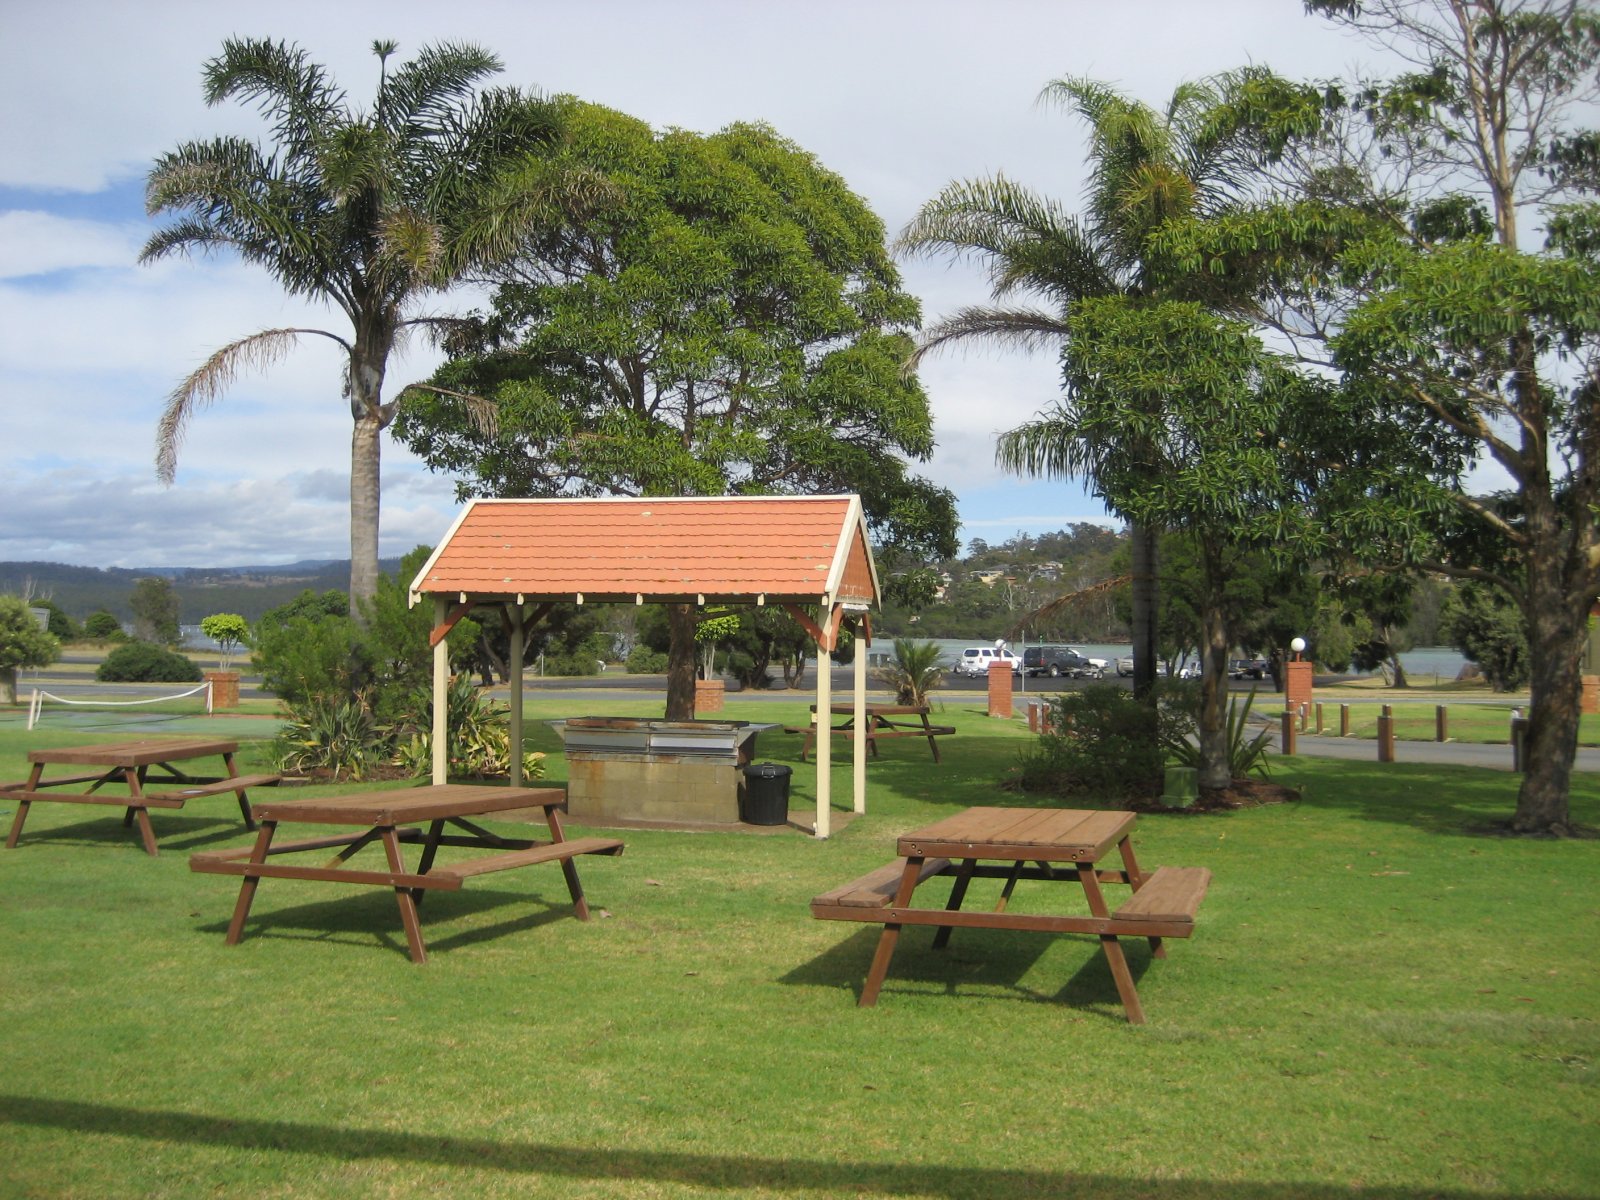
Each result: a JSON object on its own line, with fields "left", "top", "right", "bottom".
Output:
{"left": 1, "top": 699, "right": 1595, "bottom": 1199}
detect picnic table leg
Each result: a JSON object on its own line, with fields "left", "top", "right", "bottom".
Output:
{"left": 411, "top": 819, "right": 448, "bottom": 906}
{"left": 1077, "top": 853, "right": 1147, "bottom": 1023}
{"left": 1098, "top": 934, "right": 1147, "bottom": 1025}
{"left": 994, "top": 860, "right": 1026, "bottom": 912}
{"left": 859, "top": 856, "right": 924, "bottom": 1007}
{"left": 120, "top": 766, "right": 160, "bottom": 856}
{"left": 225, "top": 822, "right": 277, "bottom": 945}
{"left": 222, "top": 752, "right": 258, "bottom": 830}
{"left": 931, "top": 858, "right": 976, "bottom": 950}
{"left": 380, "top": 827, "right": 429, "bottom": 964}
{"left": 539, "top": 804, "right": 593, "bottom": 920}
{"left": 3, "top": 763, "right": 44, "bottom": 849}
{"left": 920, "top": 713, "right": 942, "bottom": 764}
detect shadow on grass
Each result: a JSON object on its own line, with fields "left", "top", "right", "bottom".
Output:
{"left": 4, "top": 812, "right": 253, "bottom": 853}
{"left": 785, "top": 921, "right": 1153, "bottom": 1020}
{"left": 2, "top": 1093, "right": 1576, "bottom": 1199}
{"left": 1282, "top": 760, "right": 1600, "bottom": 837}
{"left": 195, "top": 886, "right": 592, "bottom": 962}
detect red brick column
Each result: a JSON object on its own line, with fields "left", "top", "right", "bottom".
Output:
{"left": 987, "top": 661, "right": 1014, "bottom": 718}
{"left": 204, "top": 671, "right": 240, "bottom": 708}
{"left": 693, "top": 678, "right": 725, "bottom": 714}
{"left": 1583, "top": 676, "right": 1598, "bottom": 716}
{"left": 1284, "top": 660, "right": 1313, "bottom": 727}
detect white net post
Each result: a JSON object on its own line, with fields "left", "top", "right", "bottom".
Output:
{"left": 27, "top": 688, "right": 41, "bottom": 730}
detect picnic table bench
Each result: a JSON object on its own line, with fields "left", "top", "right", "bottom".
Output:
{"left": 810, "top": 807, "right": 1210, "bottom": 1022}
{"left": 190, "top": 784, "right": 624, "bottom": 964}
{"left": 2, "top": 738, "right": 277, "bottom": 855}
{"left": 787, "top": 703, "right": 956, "bottom": 763}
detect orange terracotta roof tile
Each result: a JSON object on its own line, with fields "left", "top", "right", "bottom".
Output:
{"left": 411, "top": 495, "right": 879, "bottom": 605}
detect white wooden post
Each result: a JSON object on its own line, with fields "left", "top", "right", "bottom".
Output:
{"left": 852, "top": 618, "right": 868, "bottom": 814}
{"left": 815, "top": 630, "right": 831, "bottom": 839}
{"left": 432, "top": 596, "right": 449, "bottom": 786}
{"left": 507, "top": 604, "right": 525, "bottom": 787}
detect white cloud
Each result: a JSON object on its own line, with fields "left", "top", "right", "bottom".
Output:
{"left": 0, "top": 211, "right": 145, "bottom": 278}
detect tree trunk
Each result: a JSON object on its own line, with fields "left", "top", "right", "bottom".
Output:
{"left": 349, "top": 413, "right": 383, "bottom": 617}
{"left": 1197, "top": 549, "right": 1232, "bottom": 791}
{"left": 665, "top": 603, "right": 698, "bottom": 719}
{"left": 1, "top": 666, "right": 16, "bottom": 705}
{"left": 1513, "top": 521, "right": 1584, "bottom": 835}
{"left": 1130, "top": 522, "right": 1160, "bottom": 702}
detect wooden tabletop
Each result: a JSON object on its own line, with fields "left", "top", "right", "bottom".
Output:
{"left": 251, "top": 784, "right": 568, "bottom": 827}
{"left": 898, "top": 806, "right": 1137, "bottom": 863}
{"left": 27, "top": 738, "right": 239, "bottom": 766}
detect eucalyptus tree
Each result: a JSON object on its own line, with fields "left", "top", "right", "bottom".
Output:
{"left": 901, "top": 74, "right": 1274, "bottom": 708}
{"left": 144, "top": 37, "right": 590, "bottom": 610}
{"left": 1154, "top": 0, "right": 1600, "bottom": 833}
{"left": 394, "top": 101, "right": 957, "bottom": 718}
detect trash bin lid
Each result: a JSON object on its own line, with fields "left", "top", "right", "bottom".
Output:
{"left": 743, "top": 762, "right": 792, "bottom": 779}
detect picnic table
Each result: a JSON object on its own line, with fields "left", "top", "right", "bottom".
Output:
{"left": 810, "top": 806, "right": 1210, "bottom": 1023}
{"left": 789, "top": 703, "right": 956, "bottom": 763}
{"left": 190, "top": 784, "right": 624, "bottom": 964}
{"left": 2, "top": 737, "right": 277, "bottom": 856}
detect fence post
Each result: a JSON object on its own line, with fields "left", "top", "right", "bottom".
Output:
{"left": 1377, "top": 713, "right": 1396, "bottom": 762}
{"left": 1340, "top": 703, "right": 1350, "bottom": 737}
{"left": 1315, "top": 702, "right": 1324, "bottom": 734}
{"left": 1280, "top": 710, "right": 1297, "bottom": 755}
{"left": 1298, "top": 702, "right": 1308, "bottom": 732}
{"left": 1436, "top": 705, "right": 1448, "bottom": 742}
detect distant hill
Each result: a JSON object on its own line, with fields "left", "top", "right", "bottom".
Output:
{"left": 0, "top": 558, "right": 404, "bottom": 624}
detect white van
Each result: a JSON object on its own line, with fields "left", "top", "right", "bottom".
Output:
{"left": 954, "top": 646, "right": 1022, "bottom": 677}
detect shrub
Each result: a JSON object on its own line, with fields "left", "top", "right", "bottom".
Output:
{"left": 274, "top": 692, "right": 388, "bottom": 781}
{"left": 1160, "top": 684, "right": 1274, "bottom": 781}
{"left": 96, "top": 641, "right": 202, "bottom": 683}
{"left": 627, "top": 646, "right": 669, "bottom": 673}
{"left": 392, "top": 675, "right": 546, "bottom": 780}
{"left": 1015, "top": 683, "right": 1183, "bottom": 800}
{"left": 83, "top": 611, "right": 124, "bottom": 641}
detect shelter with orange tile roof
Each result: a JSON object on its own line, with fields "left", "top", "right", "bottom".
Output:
{"left": 410, "top": 494, "right": 881, "bottom": 836}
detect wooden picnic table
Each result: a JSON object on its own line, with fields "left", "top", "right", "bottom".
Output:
{"left": 810, "top": 806, "right": 1210, "bottom": 1023}
{"left": 2, "top": 737, "right": 277, "bottom": 856}
{"left": 190, "top": 784, "right": 624, "bottom": 964}
{"left": 790, "top": 703, "right": 956, "bottom": 763}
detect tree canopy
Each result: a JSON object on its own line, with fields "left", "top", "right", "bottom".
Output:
{"left": 393, "top": 100, "right": 957, "bottom": 716}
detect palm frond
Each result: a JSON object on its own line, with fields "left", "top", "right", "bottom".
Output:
{"left": 907, "top": 306, "right": 1072, "bottom": 370}
{"left": 156, "top": 327, "right": 348, "bottom": 483}
{"left": 377, "top": 42, "right": 502, "bottom": 133}
{"left": 204, "top": 38, "right": 347, "bottom": 156}
{"left": 1009, "top": 575, "right": 1129, "bottom": 636}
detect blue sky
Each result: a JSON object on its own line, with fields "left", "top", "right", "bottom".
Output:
{"left": 0, "top": 0, "right": 1362, "bottom": 568}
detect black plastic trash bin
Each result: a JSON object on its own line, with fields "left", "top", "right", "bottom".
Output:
{"left": 740, "top": 762, "right": 792, "bottom": 825}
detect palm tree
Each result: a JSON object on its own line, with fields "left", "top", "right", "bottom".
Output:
{"left": 899, "top": 74, "right": 1261, "bottom": 703}
{"left": 143, "top": 38, "right": 591, "bottom": 609}
{"left": 876, "top": 638, "right": 947, "bottom": 707}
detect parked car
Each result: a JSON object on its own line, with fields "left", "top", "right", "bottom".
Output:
{"left": 1022, "top": 644, "right": 1094, "bottom": 678}
{"left": 1115, "top": 655, "right": 1134, "bottom": 677}
{"left": 1229, "top": 658, "right": 1269, "bottom": 680}
{"left": 954, "top": 646, "right": 1022, "bottom": 677}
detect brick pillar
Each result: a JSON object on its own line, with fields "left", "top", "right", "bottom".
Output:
{"left": 693, "top": 678, "right": 725, "bottom": 714}
{"left": 204, "top": 671, "right": 240, "bottom": 708}
{"left": 1284, "top": 660, "right": 1313, "bottom": 728}
{"left": 987, "top": 661, "right": 1014, "bottom": 718}
{"left": 1583, "top": 676, "right": 1599, "bottom": 715}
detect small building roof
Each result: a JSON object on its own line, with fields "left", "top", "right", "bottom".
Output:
{"left": 410, "top": 494, "right": 880, "bottom": 608}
